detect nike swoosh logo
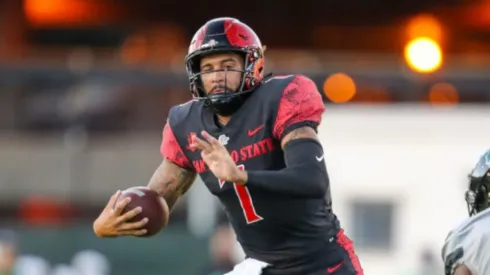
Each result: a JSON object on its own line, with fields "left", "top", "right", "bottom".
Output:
{"left": 316, "top": 155, "right": 324, "bottom": 162}
{"left": 248, "top": 125, "right": 265, "bottom": 136}
{"left": 326, "top": 261, "right": 344, "bottom": 273}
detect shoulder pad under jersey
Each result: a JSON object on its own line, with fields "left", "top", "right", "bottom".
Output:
{"left": 168, "top": 99, "right": 200, "bottom": 127}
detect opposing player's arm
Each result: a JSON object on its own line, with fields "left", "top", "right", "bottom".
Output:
{"left": 444, "top": 248, "right": 472, "bottom": 275}
{"left": 443, "top": 238, "right": 478, "bottom": 275}
{"left": 148, "top": 122, "right": 197, "bottom": 210}
{"left": 243, "top": 75, "right": 328, "bottom": 198}
{"left": 454, "top": 265, "right": 472, "bottom": 275}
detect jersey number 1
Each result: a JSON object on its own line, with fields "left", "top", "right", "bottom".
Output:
{"left": 219, "top": 165, "right": 263, "bottom": 224}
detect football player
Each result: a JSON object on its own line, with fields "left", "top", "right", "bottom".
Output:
{"left": 94, "top": 17, "right": 363, "bottom": 275}
{"left": 442, "top": 149, "right": 490, "bottom": 275}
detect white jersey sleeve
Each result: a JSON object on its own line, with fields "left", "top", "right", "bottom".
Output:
{"left": 442, "top": 209, "right": 490, "bottom": 275}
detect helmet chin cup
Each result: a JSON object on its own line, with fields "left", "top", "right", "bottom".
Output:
{"left": 205, "top": 93, "right": 245, "bottom": 116}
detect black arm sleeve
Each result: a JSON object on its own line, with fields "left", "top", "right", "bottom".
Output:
{"left": 245, "top": 138, "right": 329, "bottom": 198}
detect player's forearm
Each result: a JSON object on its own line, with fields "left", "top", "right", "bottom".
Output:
{"left": 147, "top": 177, "right": 178, "bottom": 210}
{"left": 243, "top": 139, "right": 328, "bottom": 197}
{"left": 150, "top": 184, "right": 180, "bottom": 210}
{"left": 245, "top": 167, "right": 327, "bottom": 197}
{"left": 148, "top": 175, "right": 193, "bottom": 210}
{"left": 147, "top": 159, "right": 196, "bottom": 210}
{"left": 148, "top": 172, "right": 195, "bottom": 210}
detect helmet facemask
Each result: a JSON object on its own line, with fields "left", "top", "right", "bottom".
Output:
{"left": 465, "top": 182, "right": 488, "bottom": 216}
{"left": 466, "top": 153, "right": 490, "bottom": 216}
{"left": 185, "top": 47, "right": 264, "bottom": 116}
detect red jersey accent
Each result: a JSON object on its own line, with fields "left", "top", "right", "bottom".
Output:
{"left": 273, "top": 75, "right": 325, "bottom": 140}
{"left": 160, "top": 122, "right": 192, "bottom": 169}
{"left": 337, "top": 230, "right": 364, "bottom": 275}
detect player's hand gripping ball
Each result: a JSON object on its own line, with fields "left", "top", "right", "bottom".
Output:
{"left": 115, "top": 186, "right": 170, "bottom": 237}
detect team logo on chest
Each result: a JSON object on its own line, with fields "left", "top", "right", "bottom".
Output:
{"left": 218, "top": 134, "right": 229, "bottom": 146}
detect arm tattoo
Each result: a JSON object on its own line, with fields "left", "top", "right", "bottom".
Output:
{"left": 281, "top": 126, "right": 318, "bottom": 149}
{"left": 148, "top": 158, "right": 197, "bottom": 210}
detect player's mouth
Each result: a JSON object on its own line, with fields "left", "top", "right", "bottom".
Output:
{"left": 210, "top": 87, "right": 229, "bottom": 95}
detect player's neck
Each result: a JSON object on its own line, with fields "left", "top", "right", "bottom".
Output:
{"left": 215, "top": 115, "right": 231, "bottom": 127}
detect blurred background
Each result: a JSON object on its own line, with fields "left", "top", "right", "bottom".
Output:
{"left": 1, "top": 0, "right": 490, "bottom": 274}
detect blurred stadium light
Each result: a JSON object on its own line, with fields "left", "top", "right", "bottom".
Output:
{"left": 405, "top": 14, "right": 444, "bottom": 43}
{"left": 403, "top": 14, "right": 444, "bottom": 73}
{"left": 404, "top": 37, "right": 443, "bottom": 73}
{"left": 428, "top": 82, "right": 459, "bottom": 106}
{"left": 323, "top": 73, "right": 357, "bottom": 103}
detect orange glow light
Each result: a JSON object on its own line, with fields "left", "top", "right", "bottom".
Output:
{"left": 24, "top": 0, "right": 104, "bottom": 26}
{"left": 120, "top": 35, "right": 149, "bottom": 64}
{"left": 323, "top": 73, "right": 356, "bottom": 103}
{"left": 404, "top": 37, "right": 443, "bottom": 73}
{"left": 406, "top": 14, "right": 443, "bottom": 42}
{"left": 428, "top": 82, "right": 459, "bottom": 106}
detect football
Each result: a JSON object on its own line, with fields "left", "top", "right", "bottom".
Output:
{"left": 115, "top": 186, "right": 169, "bottom": 237}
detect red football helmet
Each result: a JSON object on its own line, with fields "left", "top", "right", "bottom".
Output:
{"left": 184, "top": 17, "right": 266, "bottom": 115}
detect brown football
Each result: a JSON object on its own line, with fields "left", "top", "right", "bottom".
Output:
{"left": 115, "top": 186, "right": 169, "bottom": 237}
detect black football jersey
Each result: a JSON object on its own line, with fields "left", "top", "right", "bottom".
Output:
{"left": 161, "top": 75, "right": 340, "bottom": 267}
